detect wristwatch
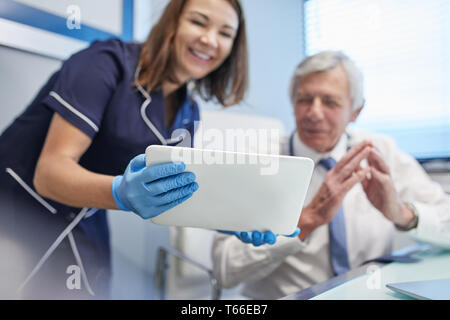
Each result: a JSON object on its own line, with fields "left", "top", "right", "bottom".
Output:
{"left": 395, "top": 202, "right": 419, "bottom": 231}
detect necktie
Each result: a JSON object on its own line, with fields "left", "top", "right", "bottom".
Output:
{"left": 318, "top": 157, "right": 351, "bottom": 275}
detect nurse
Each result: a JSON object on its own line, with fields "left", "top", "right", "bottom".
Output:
{"left": 0, "top": 0, "right": 247, "bottom": 299}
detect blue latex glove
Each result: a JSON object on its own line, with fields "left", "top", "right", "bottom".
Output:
{"left": 219, "top": 228, "right": 300, "bottom": 247}
{"left": 111, "top": 154, "right": 198, "bottom": 219}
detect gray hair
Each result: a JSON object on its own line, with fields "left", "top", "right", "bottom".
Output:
{"left": 289, "top": 51, "right": 364, "bottom": 111}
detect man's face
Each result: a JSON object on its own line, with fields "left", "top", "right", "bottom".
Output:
{"left": 293, "top": 65, "right": 362, "bottom": 153}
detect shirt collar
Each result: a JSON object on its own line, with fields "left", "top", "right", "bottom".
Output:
{"left": 292, "top": 132, "right": 348, "bottom": 165}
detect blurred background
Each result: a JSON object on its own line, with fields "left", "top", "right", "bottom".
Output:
{"left": 0, "top": 0, "right": 448, "bottom": 299}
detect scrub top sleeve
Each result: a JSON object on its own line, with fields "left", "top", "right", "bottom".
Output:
{"left": 42, "top": 41, "right": 122, "bottom": 139}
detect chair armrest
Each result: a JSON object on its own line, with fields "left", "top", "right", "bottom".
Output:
{"left": 155, "top": 246, "right": 222, "bottom": 300}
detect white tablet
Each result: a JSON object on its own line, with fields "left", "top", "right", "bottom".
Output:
{"left": 145, "top": 145, "right": 314, "bottom": 235}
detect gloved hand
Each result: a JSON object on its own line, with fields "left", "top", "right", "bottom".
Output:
{"left": 219, "top": 228, "right": 300, "bottom": 246}
{"left": 111, "top": 154, "right": 198, "bottom": 219}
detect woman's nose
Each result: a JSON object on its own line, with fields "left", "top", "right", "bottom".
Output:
{"left": 200, "top": 29, "right": 218, "bottom": 49}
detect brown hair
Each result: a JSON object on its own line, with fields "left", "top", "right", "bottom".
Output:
{"left": 135, "top": 0, "right": 248, "bottom": 107}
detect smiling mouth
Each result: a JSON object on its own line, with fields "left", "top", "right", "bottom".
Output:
{"left": 189, "top": 48, "right": 213, "bottom": 62}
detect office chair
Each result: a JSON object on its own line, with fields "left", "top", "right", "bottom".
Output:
{"left": 155, "top": 245, "right": 222, "bottom": 300}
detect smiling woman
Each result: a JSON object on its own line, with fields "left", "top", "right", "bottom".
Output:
{"left": 0, "top": 0, "right": 249, "bottom": 299}
{"left": 137, "top": 0, "right": 248, "bottom": 107}
{"left": 173, "top": 0, "right": 238, "bottom": 82}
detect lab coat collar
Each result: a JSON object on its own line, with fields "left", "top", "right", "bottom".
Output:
{"left": 292, "top": 132, "right": 348, "bottom": 165}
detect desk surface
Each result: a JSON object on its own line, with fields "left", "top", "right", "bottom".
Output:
{"left": 283, "top": 244, "right": 450, "bottom": 300}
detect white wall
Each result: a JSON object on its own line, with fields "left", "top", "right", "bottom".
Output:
{"left": 235, "top": 0, "right": 304, "bottom": 133}
{"left": 0, "top": 45, "right": 61, "bottom": 132}
{"left": 133, "top": 0, "right": 169, "bottom": 42}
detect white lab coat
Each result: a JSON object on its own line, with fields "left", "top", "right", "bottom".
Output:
{"left": 211, "top": 128, "right": 450, "bottom": 299}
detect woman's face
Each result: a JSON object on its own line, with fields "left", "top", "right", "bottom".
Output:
{"left": 173, "top": 0, "right": 239, "bottom": 83}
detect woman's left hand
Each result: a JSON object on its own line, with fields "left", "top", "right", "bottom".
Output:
{"left": 219, "top": 228, "right": 301, "bottom": 246}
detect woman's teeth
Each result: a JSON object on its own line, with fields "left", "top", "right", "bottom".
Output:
{"left": 192, "top": 49, "right": 211, "bottom": 61}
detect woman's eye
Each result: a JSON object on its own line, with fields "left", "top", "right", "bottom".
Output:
{"left": 220, "top": 32, "right": 233, "bottom": 38}
{"left": 191, "top": 19, "right": 205, "bottom": 27}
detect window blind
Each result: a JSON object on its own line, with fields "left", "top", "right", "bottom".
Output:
{"left": 303, "top": 0, "right": 450, "bottom": 159}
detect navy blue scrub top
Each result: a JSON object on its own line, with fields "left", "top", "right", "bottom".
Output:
{"left": 0, "top": 38, "right": 200, "bottom": 278}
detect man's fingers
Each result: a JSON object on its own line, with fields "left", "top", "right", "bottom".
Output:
{"left": 361, "top": 171, "right": 370, "bottom": 191}
{"left": 342, "top": 166, "right": 370, "bottom": 193}
{"left": 336, "top": 140, "right": 372, "bottom": 169}
{"left": 337, "top": 146, "right": 371, "bottom": 182}
{"left": 369, "top": 166, "right": 389, "bottom": 184}
{"left": 368, "top": 148, "right": 390, "bottom": 174}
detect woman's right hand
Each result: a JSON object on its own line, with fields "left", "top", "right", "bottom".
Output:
{"left": 111, "top": 154, "right": 198, "bottom": 219}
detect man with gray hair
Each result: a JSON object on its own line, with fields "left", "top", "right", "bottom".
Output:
{"left": 211, "top": 51, "right": 450, "bottom": 299}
